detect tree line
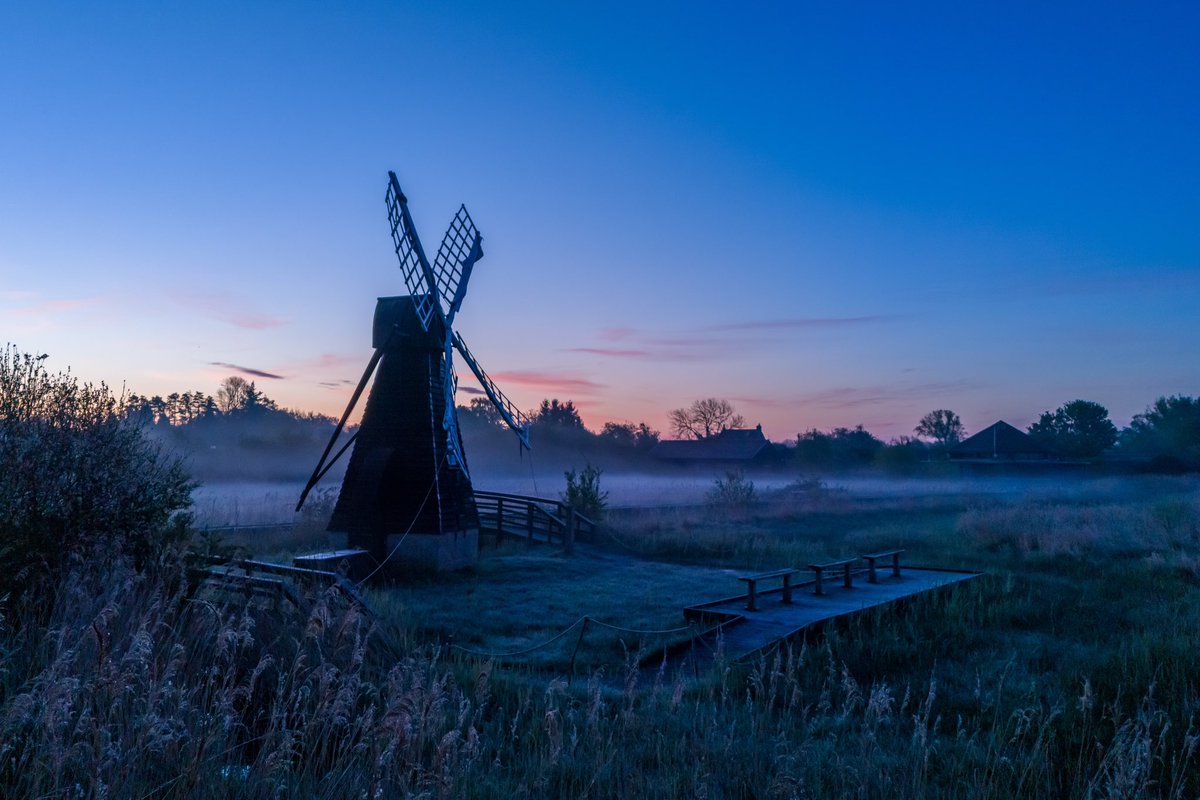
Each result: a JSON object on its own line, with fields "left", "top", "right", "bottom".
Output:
{"left": 47, "top": 353, "right": 1200, "bottom": 475}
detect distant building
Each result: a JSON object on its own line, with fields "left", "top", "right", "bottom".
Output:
{"left": 650, "top": 425, "right": 771, "bottom": 465}
{"left": 948, "top": 420, "right": 1054, "bottom": 461}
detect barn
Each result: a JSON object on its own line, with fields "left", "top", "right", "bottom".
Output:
{"left": 948, "top": 420, "right": 1054, "bottom": 461}
{"left": 650, "top": 425, "right": 774, "bottom": 466}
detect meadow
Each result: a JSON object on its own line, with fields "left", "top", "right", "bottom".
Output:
{"left": 3, "top": 472, "right": 1200, "bottom": 798}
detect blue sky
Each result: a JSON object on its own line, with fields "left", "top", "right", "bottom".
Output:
{"left": 2, "top": 1, "right": 1197, "bottom": 440}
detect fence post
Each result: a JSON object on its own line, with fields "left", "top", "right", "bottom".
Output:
{"left": 565, "top": 508, "right": 576, "bottom": 555}
{"left": 494, "top": 498, "right": 504, "bottom": 548}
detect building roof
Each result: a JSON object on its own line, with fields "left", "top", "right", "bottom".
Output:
{"left": 650, "top": 426, "right": 770, "bottom": 461}
{"left": 949, "top": 420, "right": 1053, "bottom": 459}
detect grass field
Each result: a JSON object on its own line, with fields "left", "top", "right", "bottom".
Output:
{"left": 4, "top": 473, "right": 1199, "bottom": 797}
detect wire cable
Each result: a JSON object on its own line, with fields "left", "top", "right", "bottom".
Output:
{"left": 354, "top": 453, "right": 446, "bottom": 586}
{"left": 449, "top": 616, "right": 588, "bottom": 658}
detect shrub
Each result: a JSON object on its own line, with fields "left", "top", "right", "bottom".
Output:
{"left": 561, "top": 464, "right": 608, "bottom": 519}
{"left": 708, "top": 470, "right": 757, "bottom": 510}
{"left": 0, "top": 345, "right": 193, "bottom": 596}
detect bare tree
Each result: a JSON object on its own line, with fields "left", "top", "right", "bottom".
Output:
{"left": 216, "top": 376, "right": 251, "bottom": 414}
{"left": 914, "top": 409, "right": 966, "bottom": 450}
{"left": 668, "top": 398, "right": 745, "bottom": 439}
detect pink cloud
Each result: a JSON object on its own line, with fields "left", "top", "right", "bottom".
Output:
{"left": 599, "top": 327, "right": 637, "bottom": 342}
{"left": 166, "top": 290, "right": 288, "bottom": 330}
{"left": 6, "top": 296, "right": 99, "bottom": 317}
{"left": 572, "top": 316, "right": 895, "bottom": 362}
{"left": 795, "top": 380, "right": 985, "bottom": 409}
{"left": 490, "top": 370, "right": 605, "bottom": 394}
{"left": 567, "top": 347, "right": 652, "bottom": 358}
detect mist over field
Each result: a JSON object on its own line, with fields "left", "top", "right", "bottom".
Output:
{"left": 189, "top": 465, "right": 1166, "bottom": 527}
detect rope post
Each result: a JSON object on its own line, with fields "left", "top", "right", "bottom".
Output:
{"left": 496, "top": 498, "right": 505, "bottom": 548}
{"left": 565, "top": 508, "right": 576, "bottom": 555}
{"left": 526, "top": 503, "right": 534, "bottom": 540}
{"left": 568, "top": 616, "right": 589, "bottom": 686}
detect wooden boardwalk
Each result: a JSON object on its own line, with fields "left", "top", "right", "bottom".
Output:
{"left": 666, "top": 566, "right": 981, "bottom": 670}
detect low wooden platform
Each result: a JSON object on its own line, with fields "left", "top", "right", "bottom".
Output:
{"left": 679, "top": 566, "right": 981, "bottom": 664}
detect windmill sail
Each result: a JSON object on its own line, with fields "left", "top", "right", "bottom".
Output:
{"left": 432, "top": 205, "right": 483, "bottom": 323}
{"left": 452, "top": 331, "right": 530, "bottom": 449}
{"left": 386, "top": 172, "right": 438, "bottom": 331}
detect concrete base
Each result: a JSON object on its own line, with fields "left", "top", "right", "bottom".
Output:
{"left": 381, "top": 528, "right": 480, "bottom": 573}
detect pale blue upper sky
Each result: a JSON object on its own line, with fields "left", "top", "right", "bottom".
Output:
{"left": 2, "top": 1, "right": 1197, "bottom": 439}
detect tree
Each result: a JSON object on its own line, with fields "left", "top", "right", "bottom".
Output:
{"left": 598, "top": 421, "right": 661, "bottom": 453}
{"left": 1027, "top": 399, "right": 1118, "bottom": 459}
{"left": 216, "top": 376, "right": 276, "bottom": 415}
{"left": 533, "top": 398, "right": 585, "bottom": 429}
{"left": 1123, "top": 395, "right": 1200, "bottom": 468}
{"left": 668, "top": 398, "right": 745, "bottom": 440}
{"left": 459, "top": 396, "right": 505, "bottom": 427}
{"left": 914, "top": 409, "right": 966, "bottom": 450}
{"left": 242, "top": 381, "right": 277, "bottom": 413}
{"left": 794, "top": 425, "right": 883, "bottom": 467}
{"left": 216, "top": 376, "right": 251, "bottom": 414}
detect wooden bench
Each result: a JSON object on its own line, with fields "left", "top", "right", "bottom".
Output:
{"left": 860, "top": 549, "right": 905, "bottom": 583}
{"left": 808, "top": 558, "right": 858, "bottom": 596}
{"left": 737, "top": 568, "right": 801, "bottom": 611}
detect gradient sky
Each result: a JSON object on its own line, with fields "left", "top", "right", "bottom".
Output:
{"left": 2, "top": 1, "right": 1197, "bottom": 441}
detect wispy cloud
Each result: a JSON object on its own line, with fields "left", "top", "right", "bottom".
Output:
{"left": 794, "top": 380, "right": 984, "bottom": 410}
{"left": 166, "top": 290, "right": 287, "bottom": 330}
{"left": 4, "top": 295, "right": 100, "bottom": 317}
{"left": 924, "top": 268, "right": 1200, "bottom": 305}
{"left": 570, "top": 315, "right": 894, "bottom": 362}
{"left": 490, "top": 370, "right": 605, "bottom": 394}
{"left": 703, "top": 315, "right": 896, "bottom": 332}
{"left": 458, "top": 386, "right": 486, "bottom": 396}
{"left": 293, "top": 353, "right": 362, "bottom": 371}
{"left": 599, "top": 327, "right": 638, "bottom": 342}
{"left": 208, "top": 361, "right": 285, "bottom": 380}
{"left": 567, "top": 347, "right": 653, "bottom": 358}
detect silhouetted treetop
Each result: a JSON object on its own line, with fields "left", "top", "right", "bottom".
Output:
{"left": 915, "top": 409, "right": 966, "bottom": 450}
{"left": 668, "top": 398, "right": 745, "bottom": 440}
{"left": 1027, "top": 399, "right": 1117, "bottom": 459}
{"left": 533, "top": 398, "right": 585, "bottom": 429}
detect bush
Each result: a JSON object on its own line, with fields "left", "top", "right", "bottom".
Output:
{"left": 708, "top": 470, "right": 757, "bottom": 510}
{"left": 561, "top": 464, "right": 608, "bottom": 519}
{"left": 0, "top": 346, "right": 193, "bottom": 596}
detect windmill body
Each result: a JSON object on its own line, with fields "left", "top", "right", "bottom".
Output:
{"left": 298, "top": 172, "right": 530, "bottom": 575}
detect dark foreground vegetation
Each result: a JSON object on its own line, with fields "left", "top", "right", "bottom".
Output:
{"left": 4, "top": 345, "right": 1200, "bottom": 798}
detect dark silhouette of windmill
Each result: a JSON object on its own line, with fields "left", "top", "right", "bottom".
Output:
{"left": 297, "top": 171, "right": 529, "bottom": 572}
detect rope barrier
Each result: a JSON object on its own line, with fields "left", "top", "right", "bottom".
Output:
{"left": 594, "top": 524, "right": 656, "bottom": 555}
{"left": 584, "top": 618, "right": 696, "bottom": 636}
{"left": 449, "top": 616, "right": 588, "bottom": 658}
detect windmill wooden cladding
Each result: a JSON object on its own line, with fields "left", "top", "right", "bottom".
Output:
{"left": 296, "top": 171, "right": 532, "bottom": 575}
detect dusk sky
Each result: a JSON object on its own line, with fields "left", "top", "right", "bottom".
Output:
{"left": 3, "top": 2, "right": 1197, "bottom": 441}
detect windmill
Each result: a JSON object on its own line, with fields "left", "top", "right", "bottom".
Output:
{"left": 296, "top": 171, "right": 530, "bottom": 572}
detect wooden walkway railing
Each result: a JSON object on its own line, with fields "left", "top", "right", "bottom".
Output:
{"left": 474, "top": 490, "right": 597, "bottom": 548}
